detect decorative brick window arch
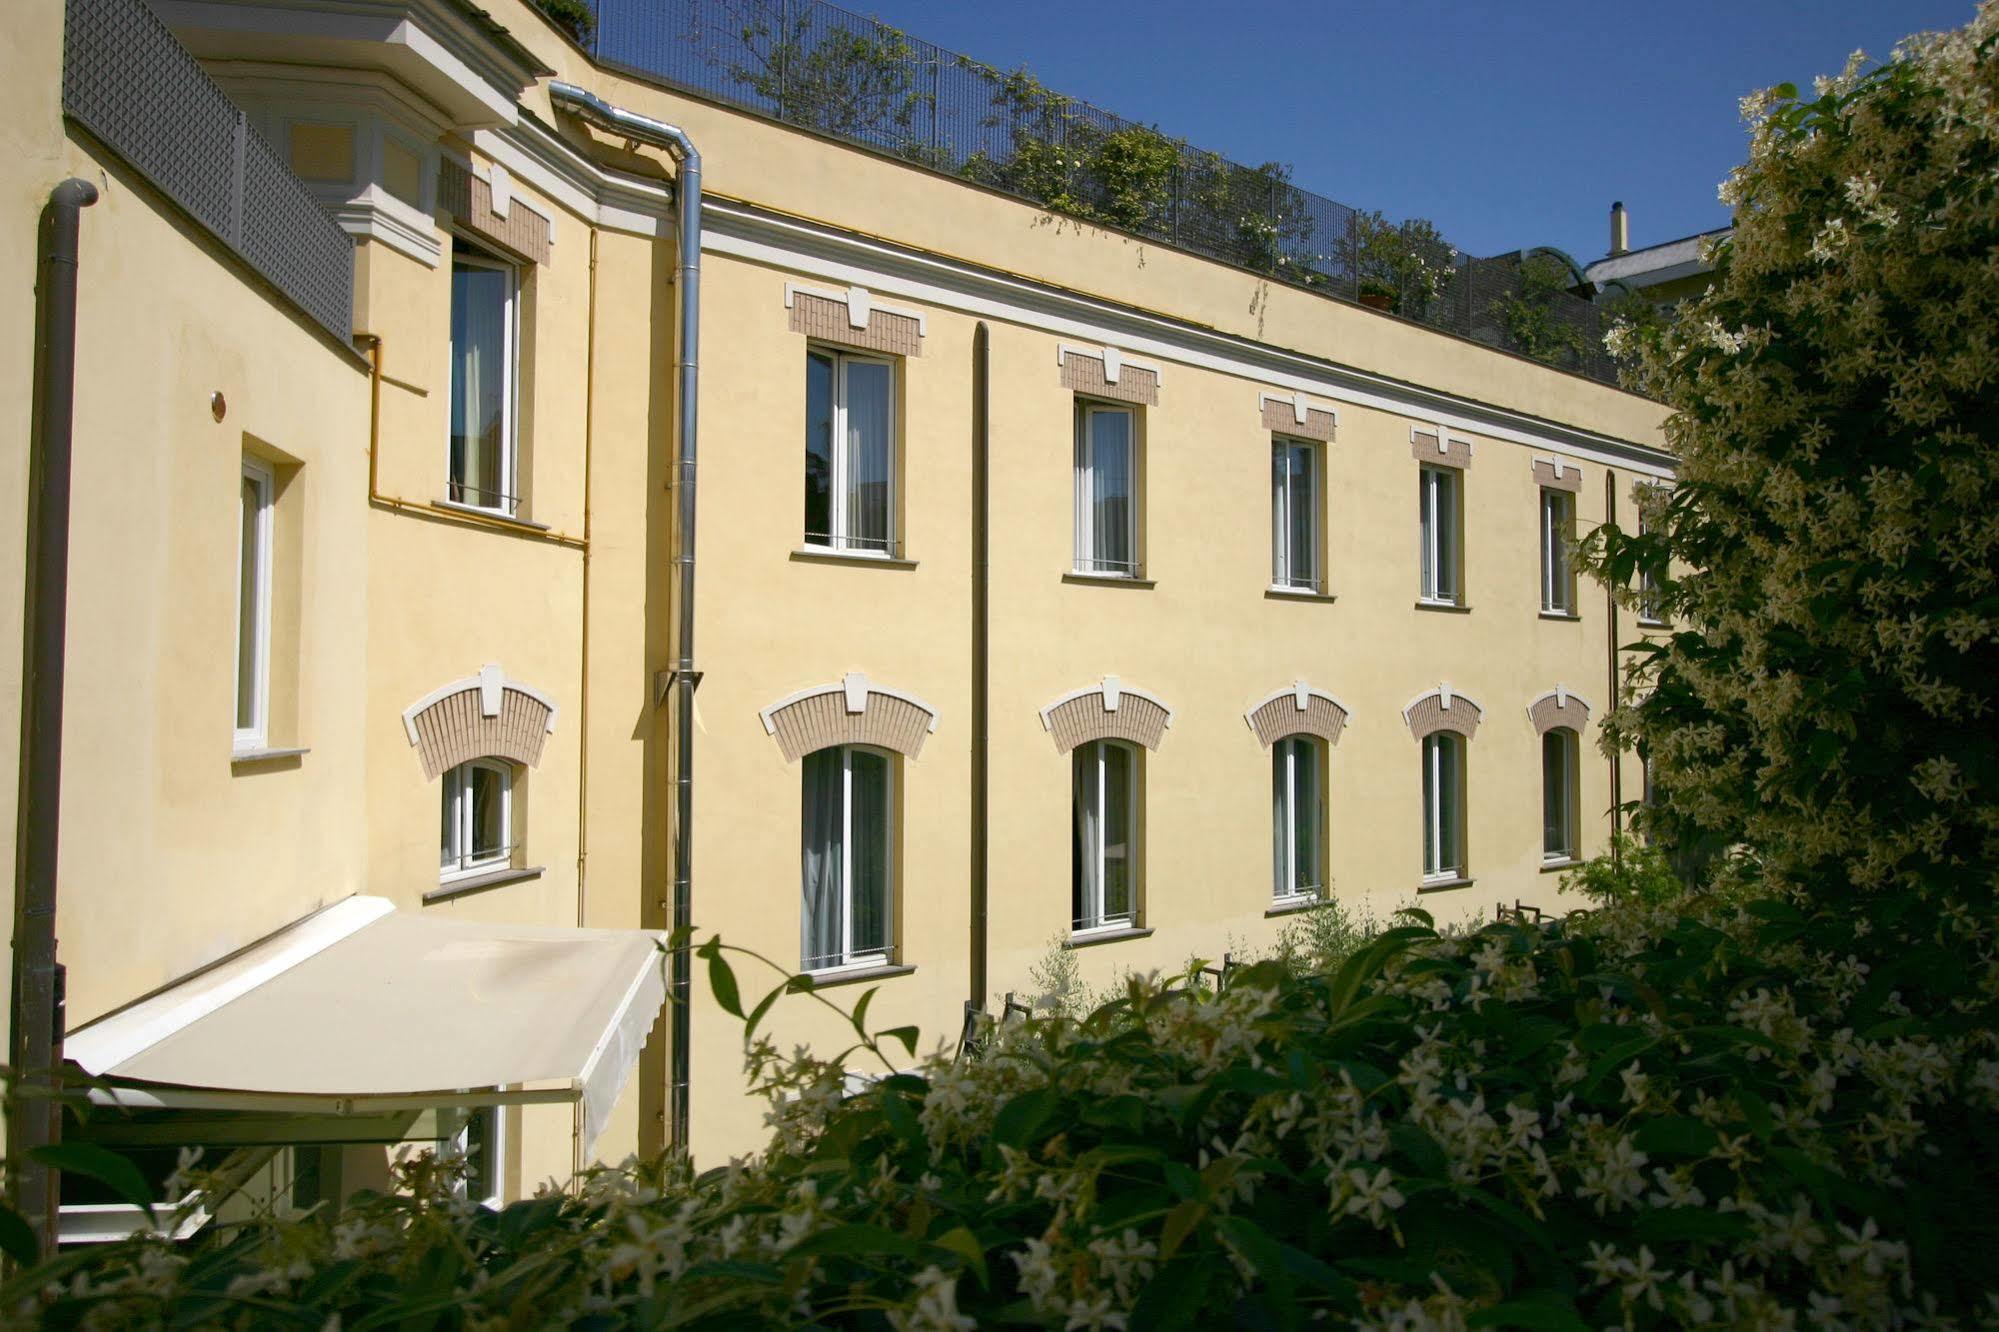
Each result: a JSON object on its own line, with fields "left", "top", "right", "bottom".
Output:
{"left": 785, "top": 283, "right": 925, "bottom": 357}
{"left": 1058, "top": 344, "right": 1161, "bottom": 407}
{"left": 1039, "top": 676, "right": 1174, "bottom": 754}
{"left": 759, "top": 672, "right": 939, "bottom": 762}
{"left": 1402, "top": 684, "right": 1483, "bottom": 741}
{"left": 1259, "top": 391, "right": 1337, "bottom": 442}
{"left": 402, "top": 664, "right": 558, "bottom": 779}
{"left": 1244, "top": 681, "right": 1353, "bottom": 749}
{"left": 1410, "top": 424, "right": 1474, "bottom": 470}
{"left": 1526, "top": 686, "right": 1593, "bottom": 735}
{"left": 1532, "top": 456, "right": 1583, "bottom": 492}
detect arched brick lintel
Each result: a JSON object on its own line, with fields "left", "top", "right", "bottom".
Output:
{"left": 402, "top": 664, "right": 558, "bottom": 780}
{"left": 1402, "top": 686, "right": 1483, "bottom": 741}
{"left": 1244, "top": 682, "right": 1353, "bottom": 749}
{"left": 760, "top": 672, "right": 939, "bottom": 762}
{"left": 1039, "top": 676, "right": 1174, "bottom": 755}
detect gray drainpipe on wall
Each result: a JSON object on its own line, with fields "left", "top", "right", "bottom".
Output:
{"left": 10, "top": 177, "right": 99, "bottom": 1256}
{"left": 547, "top": 83, "right": 702, "bottom": 1152}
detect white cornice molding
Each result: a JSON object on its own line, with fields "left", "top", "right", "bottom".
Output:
{"left": 471, "top": 115, "right": 674, "bottom": 238}
{"left": 700, "top": 198, "right": 1675, "bottom": 477}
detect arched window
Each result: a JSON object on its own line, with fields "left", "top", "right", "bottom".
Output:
{"left": 440, "top": 758, "right": 513, "bottom": 881}
{"left": 1272, "top": 735, "right": 1325, "bottom": 901}
{"left": 1421, "top": 732, "right": 1466, "bottom": 882}
{"left": 1073, "top": 739, "right": 1139, "bottom": 933}
{"left": 1542, "top": 728, "right": 1580, "bottom": 863}
{"left": 801, "top": 745, "right": 896, "bottom": 973}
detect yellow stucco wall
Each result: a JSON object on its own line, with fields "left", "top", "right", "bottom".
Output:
{"left": 4, "top": 0, "right": 1675, "bottom": 1186}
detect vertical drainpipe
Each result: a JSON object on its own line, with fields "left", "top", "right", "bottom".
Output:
{"left": 1606, "top": 471, "right": 1622, "bottom": 868}
{"left": 969, "top": 324, "right": 989, "bottom": 1013}
{"left": 545, "top": 83, "right": 701, "bottom": 1151}
{"left": 9, "top": 177, "right": 99, "bottom": 1254}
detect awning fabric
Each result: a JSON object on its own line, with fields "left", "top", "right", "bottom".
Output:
{"left": 65, "top": 897, "right": 668, "bottom": 1151}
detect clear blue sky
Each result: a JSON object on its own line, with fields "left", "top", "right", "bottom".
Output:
{"left": 837, "top": 0, "right": 1973, "bottom": 262}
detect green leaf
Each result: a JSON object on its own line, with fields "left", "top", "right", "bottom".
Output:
{"left": 1159, "top": 1198, "right": 1206, "bottom": 1261}
{"left": 1129, "top": 1255, "right": 1210, "bottom": 1330}
{"left": 745, "top": 978, "right": 793, "bottom": 1040}
{"left": 1633, "top": 1116, "right": 1720, "bottom": 1157}
{"left": 31, "top": 1143, "right": 155, "bottom": 1216}
{"left": 1634, "top": 1206, "right": 1752, "bottom": 1245}
{"left": 1734, "top": 1088, "right": 1774, "bottom": 1141}
{"left": 706, "top": 949, "right": 743, "bottom": 1018}
{"left": 1579, "top": 1033, "right": 1659, "bottom": 1096}
{"left": 991, "top": 1086, "right": 1057, "bottom": 1149}
{"left": 1467, "top": 1295, "right": 1591, "bottom": 1330}
{"left": 0, "top": 1203, "right": 38, "bottom": 1267}
{"left": 880, "top": 1026, "right": 920, "bottom": 1059}
{"left": 850, "top": 985, "right": 879, "bottom": 1037}
{"left": 933, "top": 1225, "right": 988, "bottom": 1287}
{"left": 785, "top": 1223, "right": 928, "bottom": 1262}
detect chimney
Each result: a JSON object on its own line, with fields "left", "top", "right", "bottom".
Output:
{"left": 1610, "top": 201, "right": 1629, "bottom": 256}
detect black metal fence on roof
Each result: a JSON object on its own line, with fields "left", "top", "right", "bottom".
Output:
{"left": 62, "top": 0, "right": 356, "bottom": 347}
{"left": 574, "top": 0, "right": 1626, "bottom": 386}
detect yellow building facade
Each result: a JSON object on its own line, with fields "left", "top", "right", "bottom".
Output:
{"left": 3, "top": 0, "right": 1672, "bottom": 1221}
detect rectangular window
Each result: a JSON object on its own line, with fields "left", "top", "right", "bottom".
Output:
{"left": 1418, "top": 465, "right": 1460, "bottom": 603}
{"left": 439, "top": 1106, "right": 505, "bottom": 1209}
{"left": 801, "top": 746, "right": 894, "bottom": 971}
{"left": 1074, "top": 403, "right": 1137, "bottom": 576}
{"left": 448, "top": 243, "right": 518, "bottom": 515}
{"left": 234, "top": 458, "right": 274, "bottom": 751}
{"left": 1540, "top": 488, "right": 1576, "bottom": 614}
{"left": 1271, "top": 735, "right": 1324, "bottom": 899}
{"left": 1271, "top": 439, "right": 1319, "bottom": 592}
{"left": 1542, "top": 729, "right": 1579, "bottom": 862}
{"left": 1636, "top": 490, "right": 1666, "bottom": 624}
{"left": 804, "top": 349, "right": 896, "bottom": 554}
{"left": 1073, "top": 740, "right": 1136, "bottom": 931}
{"left": 1421, "top": 732, "right": 1465, "bottom": 880}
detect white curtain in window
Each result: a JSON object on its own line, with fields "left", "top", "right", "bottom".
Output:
{"left": 800, "top": 749, "right": 846, "bottom": 968}
{"left": 1086, "top": 410, "right": 1133, "bottom": 572}
{"left": 1542, "top": 730, "right": 1574, "bottom": 858}
{"left": 1420, "top": 468, "right": 1458, "bottom": 601}
{"left": 804, "top": 351, "right": 835, "bottom": 544}
{"left": 1101, "top": 743, "right": 1131, "bottom": 921}
{"left": 1072, "top": 744, "right": 1100, "bottom": 928}
{"left": 450, "top": 260, "right": 508, "bottom": 507}
{"left": 844, "top": 360, "right": 893, "bottom": 551}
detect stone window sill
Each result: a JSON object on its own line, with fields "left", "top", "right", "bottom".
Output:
{"left": 1417, "top": 875, "right": 1475, "bottom": 893}
{"left": 433, "top": 498, "right": 549, "bottom": 531}
{"left": 1540, "top": 858, "right": 1579, "bottom": 874}
{"left": 791, "top": 548, "right": 917, "bottom": 570}
{"left": 1266, "top": 587, "right": 1336, "bottom": 603}
{"left": 803, "top": 963, "right": 916, "bottom": 989}
{"left": 424, "top": 865, "right": 544, "bottom": 904}
{"left": 1062, "top": 925, "right": 1153, "bottom": 950}
{"left": 1266, "top": 895, "right": 1323, "bottom": 918}
{"left": 1538, "top": 611, "right": 1581, "bottom": 623}
{"left": 1063, "top": 572, "right": 1155, "bottom": 589}
{"left": 231, "top": 746, "right": 309, "bottom": 768}
{"left": 1414, "top": 600, "right": 1472, "bottom": 614}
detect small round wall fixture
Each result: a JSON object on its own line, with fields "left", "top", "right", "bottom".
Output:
{"left": 210, "top": 391, "right": 227, "bottom": 422}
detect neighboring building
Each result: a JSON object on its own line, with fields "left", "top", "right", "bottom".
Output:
{"left": 1585, "top": 201, "right": 1729, "bottom": 306}
{"left": 3, "top": 0, "right": 1674, "bottom": 1229}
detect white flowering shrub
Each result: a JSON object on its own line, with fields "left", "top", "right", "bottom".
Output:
{"left": 1581, "top": 5, "right": 1999, "bottom": 905}
{"left": 10, "top": 882, "right": 1999, "bottom": 1328}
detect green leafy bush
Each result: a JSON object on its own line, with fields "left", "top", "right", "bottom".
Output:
{"left": 1582, "top": 7, "right": 1999, "bottom": 909}
{"left": 529, "top": 0, "right": 594, "bottom": 46}
{"left": 11, "top": 893, "right": 1998, "bottom": 1327}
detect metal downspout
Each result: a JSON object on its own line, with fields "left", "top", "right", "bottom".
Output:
{"left": 547, "top": 83, "right": 701, "bottom": 1152}
{"left": 9, "top": 177, "right": 98, "bottom": 1255}
{"left": 969, "top": 324, "right": 989, "bottom": 1013}
{"left": 1606, "top": 472, "right": 1622, "bottom": 867}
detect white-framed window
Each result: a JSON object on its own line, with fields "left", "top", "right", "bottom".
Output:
{"left": 1271, "top": 735, "right": 1325, "bottom": 901}
{"left": 1271, "top": 438, "right": 1319, "bottom": 592}
{"left": 234, "top": 458, "right": 274, "bottom": 752}
{"left": 1636, "top": 489, "right": 1667, "bottom": 625}
{"left": 804, "top": 348, "right": 897, "bottom": 555}
{"left": 1540, "top": 488, "right": 1576, "bottom": 614}
{"left": 1542, "top": 728, "right": 1579, "bottom": 862}
{"left": 1074, "top": 402, "right": 1137, "bottom": 576}
{"left": 448, "top": 242, "right": 518, "bottom": 515}
{"left": 1418, "top": 465, "right": 1461, "bottom": 604}
{"left": 440, "top": 758, "right": 512, "bottom": 880}
{"left": 801, "top": 745, "right": 894, "bottom": 972}
{"left": 439, "top": 1105, "right": 504, "bottom": 1209}
{"left": 1072, "top": 739, "right": 1138, "bottom": 932}
{"left": 1421, "top": 732, "right": 1466, "bottom": 881}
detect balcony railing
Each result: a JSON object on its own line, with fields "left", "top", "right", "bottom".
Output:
{"left": 62, "top": 0, "right": 355, "bottom": 345}
{"left": 574, "top": 0, "right": 1627, "bottom": 386}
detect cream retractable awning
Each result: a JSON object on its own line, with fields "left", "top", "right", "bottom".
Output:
{"left": 65, "top": 897, "right": 667, "bottom": 1150}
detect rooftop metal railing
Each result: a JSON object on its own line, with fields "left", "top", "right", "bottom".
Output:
{"left": 62, "top": 0, "right": 356, "bottom": 345}
{"left": 575, "top": 0, "right": 1625, "bottom": 386}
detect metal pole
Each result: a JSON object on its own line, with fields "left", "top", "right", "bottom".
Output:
{"left": 10, "top": 177, "right": 98, "bottom": 1258}
{"left": 969, "top": 324, "right": 989, "bottom": 1011}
